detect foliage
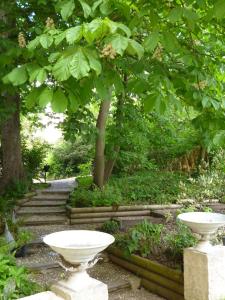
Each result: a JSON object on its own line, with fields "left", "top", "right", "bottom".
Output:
{"left": 116, "top": 220, "right": 164, "bottom": 257}
{"left": 70, "top": 184, "right": 122, "bottom": 207}
{"left": 22, "top": 138, "right": 49, "bottom": 180}
{"left": 178, "top": 150, "right": 225, "bottom": 202}
{"left": 146, "top": 113, "right": 201, "bottom": 168}
{"left": 110, "top": 171, "right": 187, "bottom": 204}
{"left": 47, "top": 140, "right": 92, "bottom": 178}
{"left": 100, "top": 219, "right": 120, "bottom": 234}
{"left": 70, "top": 171, "right": 190, "bottom": 207}
{"left": 107, "top": 103, "right": 158, "bottom": 174}
{"left": 2, "top": 0, "right": 225, "bottom": 147}
{"left": 0, "top": 253, "right": 40, "bottom": 299}
{"left": 164, "top": 222, "right": 197, "bottom": 263}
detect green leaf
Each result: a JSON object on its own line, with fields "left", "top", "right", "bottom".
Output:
{"left": 68, "top": 91, "right": 79, "bottom": 112}
{"left": 213, "top": 131, "right": 225, "bottom": 146}
{"left": 52, "top": 89, "right": 68, "bottom": 112}
{"left": 168, "top": 7, "right": 183, "bottom": 23}
{"left": 143, "top": 32, "right": 159, "bottom": 53}
{"left": 100, "top": 0, "right": 113, "bottom": 15}
{"left": 112, "top": 71, "right": 124, "bottom": 94}
{"left": 27, "top": 64, "right": 47, "bottom": 83}
{"left": 83, "top": 19, "right": 108, "bottom": 43}
{"left": 161, "top": 32, "right": 179, "bottom": 53}
{"left": 27, "top": 37, "right": 40, "bottom": 50}
{"left": 79, "top": 0, "right": 92, "bottom": 18}
{"left": 5, "top": 65, "right": 28, "bottom": 86}
{"left": 25, "top": 89, "right": 41, "bottom": 109}
{"left": 61, "top": 0, "right": 75, "bottom": 20}
{"left": 53, "top": 56, "right": 71, "bottom": 81}
{"left": 69, "top": 48, "right": 90, "bottom": 79}
{"left": 213, "top": 0, "right": 225, "bottom": 19}
{"left": 83, "top": 49, "right": 102, "bottom": 75}
{"left": 92, "top": 0, "right": 103, "bottom": 12}
{"left": 110, "top": 34, "right": 129, "bottom": 56}
{"left": 144, "top": 94, "right": 158, "bottom": 112}
{"left": 39, "top": 87, "right": 53, "bottom": 107}
{"left": 66, "top": 26, "right": 83, "bottom": 44}
{"left": 48, "top": 52, "right": 61, "bottom": 63}
{"left": 183, "top": 8, "right": 199, "bottom": 21}
{"left": 54, "top": 32, "right": 66, "bottom": 45}
{"left": 117, "top": 23, "right": 131, "bottom": 37}
{"left": 127, "top": 40, "right": 144, "bottom": 60}
{"left": 95, "top": 76, "right": 111, "bottom": 100}
{"left": 40, "top": 34, "right": 53, "bottom": 49}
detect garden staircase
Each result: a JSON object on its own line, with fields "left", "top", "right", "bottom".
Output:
{"left": 16, "top": 188, "right": 70, "bottom": 226}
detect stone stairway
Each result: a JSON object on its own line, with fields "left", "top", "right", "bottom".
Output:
{"left": 16, "top": 186, "right": 72, "bottom": 226}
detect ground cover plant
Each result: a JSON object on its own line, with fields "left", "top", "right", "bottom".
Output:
{"left": 106, "top": 219, "right": 197, "bottom": 270}
{"left": 0, "top": 250, "right": 40, "bottom": 299}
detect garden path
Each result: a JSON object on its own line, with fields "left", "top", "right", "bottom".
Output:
{"left": 16, "top": 178, "right": 76, "bottom": 225}
{"left": 17, "top": 179, "right": 164, "bottom": 300}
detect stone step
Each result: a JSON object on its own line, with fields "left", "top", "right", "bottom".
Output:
{"left": 17, "top": 207, "right": 66, "bottom": 215}
{"left": 22, "top": 200, "right": 66, "bottom": 207}
{"left": 38, "top": 189, "right": 71, "bottom": 195}
{"left": 108, "top": 280, "right": 131, "bottom": 294}
{"left": 33, "top": 195, "right": 69, "bottom": 200}
{"left": 20, "top": 215, "right": 68, "bottom": 226}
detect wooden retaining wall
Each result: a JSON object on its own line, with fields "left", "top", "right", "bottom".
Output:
{"left": 67, "top": 204, "right": 182, "bottom": 224}
{"left": 107, "top": 247, "right": 184, "bottom": 300}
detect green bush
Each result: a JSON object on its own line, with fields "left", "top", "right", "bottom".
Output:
{"left": 70, "top": 171, "right": 188, "bottom": 207}
{"left": 100, "top": 219, "right": 121, "bottom": 234}
{"left": 116, "top": 220, "right": 164, "bottom": 257}
{"left": 0, "top": 253, "right": 40, "bottom": 299}
{"left": 70, "top": 184, "right": 122, "bottom": 207}
{"left": 22, "top": 139, "right": 49, "bottom": 180}
{"left": 178, "top": 150, "right": 225, "bottom": 202}
{"left": 164, "top": 222, "right": 197, "bottom": 263}
{"left": 110, "top": 171, "right": 187, "bottom": 204}
{"left": 47, "top": 140, "right": 92, "bottom": 179}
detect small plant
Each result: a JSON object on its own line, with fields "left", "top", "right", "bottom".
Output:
{"left": 70, "top": 184, "right": 122, "bottom": 207}
{"left": 164, "top": 222, "right": 197, "bottom": 263}
{"left": 100, "top": 219, "right": 120, "bottom": 234}
{"left": 116, "top": 220, "right": 164, "bottom": 257}
{"left": 0, "top": 253, "right": 41, "bottom": 299}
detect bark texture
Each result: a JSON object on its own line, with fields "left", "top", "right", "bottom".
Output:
{"left": 0, "top": 95, "right": 24, "bottom": 191}
{"left": 93, "top": 99, "right": 111, "bottom": 188}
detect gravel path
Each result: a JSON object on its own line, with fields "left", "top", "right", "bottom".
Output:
{"left": 17, "top": 244, "right": 164, "bottom": 300}
{"left": 17, "top": 180, "right": 164, "bottom": 299}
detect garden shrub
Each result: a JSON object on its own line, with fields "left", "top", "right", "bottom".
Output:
{"left": 22, "top": 138, "right": 49, "bottom": 181}
{"left": 110, "top": 171, "right": 187, "bottom": 204}
{"left": 0, "top": 253, "right": 40, "bottom": 299}
{"left": 70, "top": 171, "right": 188, "bottom": 207}
{"left": 164, "top": 222, "right": 197, "bottom": 263}
{"left": 47, "top": 140, "right": 93, "bottom": 179}
{"left": 100, "top": 219, "right": 121, "bottom": 234}
{"left": 70, "top": 184, "right": 122, "bottom": 207}
{"left": 178, "top": 150, "right": 225, "bottom": 202}
{"left": 116, "top": 220, "right": 164, "bottom": 257}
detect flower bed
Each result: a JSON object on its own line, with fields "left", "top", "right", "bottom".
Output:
{"left": 67, "top": 204, "right": 182, "bottom": 224}
{"left": 108, "top": 247, "right": 184, "bottom": 300}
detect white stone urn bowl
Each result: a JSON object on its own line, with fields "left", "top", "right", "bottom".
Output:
{"left": 177, "top": 212, "right": 225, "bottom": 251}
{"left": 43, "top": 230, "right": 115, "bottom": 264}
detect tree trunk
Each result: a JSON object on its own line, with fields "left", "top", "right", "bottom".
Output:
{"left": 104, "top": 91, "right": 125, "bottom": 184}
{"left": 93, "top": 99, "right": 111, "bottom": 189}
{"left": 0, "top": 95, "right": 24, "bottom": 191}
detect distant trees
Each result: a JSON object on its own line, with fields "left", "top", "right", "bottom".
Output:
{"left": 2, "top": 0, "right": 225, "bottom": 189}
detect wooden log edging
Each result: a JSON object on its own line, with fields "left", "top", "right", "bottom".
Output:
{"left": 67, "top": 204, "right": 182, "bottom": 213}
{"left": 67, "top": 204, "right": 182, "bottom": 224}
{"left": 107, "top": 247, "right": 184, "bottom": 300}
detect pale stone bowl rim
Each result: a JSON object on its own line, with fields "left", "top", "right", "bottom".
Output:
{"left": 177, "top": 212, "right": 225, "bottom": 224}
{"left": 43, "top": 230, "right": 115, "bottom": 249}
